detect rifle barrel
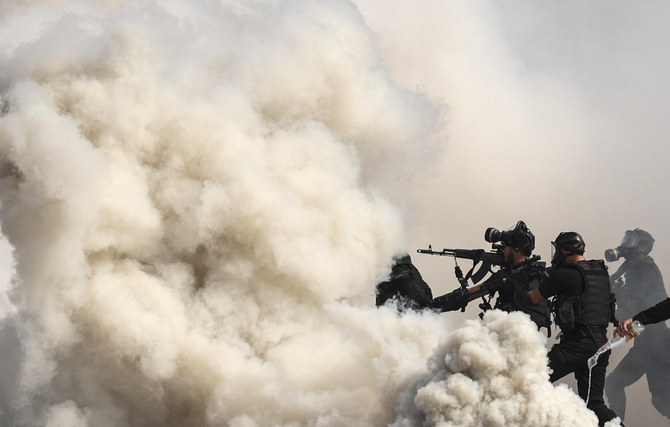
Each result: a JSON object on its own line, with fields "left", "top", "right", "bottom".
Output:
{"left": 417, "top": 247, "right": 504, "bottom": 264}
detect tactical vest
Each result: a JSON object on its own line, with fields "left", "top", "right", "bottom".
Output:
{"left": 553, "top": 260, "right": 615, "bottom": 332}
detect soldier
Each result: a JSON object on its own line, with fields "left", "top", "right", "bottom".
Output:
{"left": 431, "top": 220, "right": 551, "bottom": 332}
{"left": 527, "top": 231, "right": 619, "bottom": 426}
{"left": 375, "top": 252, "right": 433, "bottom": 312}
{"left": 605, "top": 229, "right": 670, "bottom": 422}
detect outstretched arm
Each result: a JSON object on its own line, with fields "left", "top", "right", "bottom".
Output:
{"left": 633, "top": 297, "right": 670, "bottom": 325}
{"left": 431, "top": 287, "right": 471, "bottom": 312}
{"left": 431, "top": 272, "right": 510, "bottom": 312}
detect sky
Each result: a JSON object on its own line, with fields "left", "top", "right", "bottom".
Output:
{"left": 1, "top": 0, "right": 670, "bottom": 426}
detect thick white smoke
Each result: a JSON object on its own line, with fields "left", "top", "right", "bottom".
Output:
{"left": 0, "top": 1, "right": 624, "bottom": 426}
{"left": 394, "top": 310, "right": 623, "bottom": 427}
{"left": 0, "top": 1, "right": 446, "bottom": 425}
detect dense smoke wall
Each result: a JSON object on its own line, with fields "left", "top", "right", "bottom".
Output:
{"left": 0, "top": 1, "right": 448, "bottom": 425}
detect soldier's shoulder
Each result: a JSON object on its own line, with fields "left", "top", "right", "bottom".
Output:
{"left": 571, "top": 259, "right": 607, "bottom": 270}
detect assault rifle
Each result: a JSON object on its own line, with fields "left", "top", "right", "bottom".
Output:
{"left": 417, "top": 244, "right": 543, "bottom": 313}
{"left": 417, "top": 244, "right": 506, "bottom": 286}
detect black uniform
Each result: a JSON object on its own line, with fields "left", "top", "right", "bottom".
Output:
{"left": 431, "top": 260, "right": 552, "bottom": 332}
{"left": 538, "top": 260, "right": 618, "bottom": 426}
{"left": 606, "top": 258, "right": 670, "bottom": 421}
{"left": 492, "top": 261, "right": 551, "bottom": 331}
{"left": 634, "top": 297, "right": 670, "bottom": 324}
{"left": 376, "top": 253, "right": 433, "bottom": 312}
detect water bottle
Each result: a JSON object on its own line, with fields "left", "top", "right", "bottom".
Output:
{"left": 608, "top": 320, "right": 646, "bottom": 349}
{"left": 587, "top": 320, "right": 645, "bottom": 369}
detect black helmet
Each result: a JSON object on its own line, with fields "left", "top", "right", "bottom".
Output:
{"left": 553, "top": 231, "right": 586, "bottom": 255}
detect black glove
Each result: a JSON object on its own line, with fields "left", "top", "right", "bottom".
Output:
{"left": 481, "top": 270, "right": 513, "bottom": 293}
{"left": 431, "top": 287, "right": 470, "bottom": 312}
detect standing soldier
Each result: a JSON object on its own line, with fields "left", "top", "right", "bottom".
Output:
{"left": 527, "top": 232, "right": 619, "bottom": 426}
{"left": 605, "top": 229, "right": 670, "bottom": 422}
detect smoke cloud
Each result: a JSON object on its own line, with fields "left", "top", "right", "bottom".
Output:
{"left": 0, "top": 1, "right": 445, "bottom": 425}
{"left": 394, "top": 310, "right": 621, "bottom": 426}
{"left": 0, "top": 0, "right": 661, "bottom": 426}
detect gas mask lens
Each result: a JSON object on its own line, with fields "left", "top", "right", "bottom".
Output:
{"left": 620, "top": 230, "right": 640, "bottom": 248}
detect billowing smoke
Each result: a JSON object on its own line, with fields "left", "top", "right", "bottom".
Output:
{"left": 0, "top": 1, "right": 445, "bottom": 425}
{"left": 0, "top": 0, "right": 635, "bottom": 426}
{"left": 394, "top": 310, "right": 619, "bottom": 426}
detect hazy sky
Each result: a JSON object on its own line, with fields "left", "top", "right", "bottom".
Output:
{"left": 351, "top": 0, "right": 670, "bottom": 284}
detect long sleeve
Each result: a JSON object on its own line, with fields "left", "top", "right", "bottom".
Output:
{"left": 633, "top": 297, "right": 670, "bottom": 325}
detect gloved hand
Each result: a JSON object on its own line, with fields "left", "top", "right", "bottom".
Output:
{"left": 431, "top": 287, "right": 470, "bottom": 312}
{"left": 482, "top": 270, "right": 514, "bottom": 293}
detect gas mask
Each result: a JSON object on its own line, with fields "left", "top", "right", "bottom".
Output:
{"left": 484, "top": 220, "right": 535, "bottom": 256}
{"left": 605, "top": 230, "right": 643, "bottom": 262}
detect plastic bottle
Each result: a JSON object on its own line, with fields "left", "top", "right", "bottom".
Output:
{"left": 607, "top": 320, "right": 645, "bottom": 349}
{"left": 587, "top": 320, "right": 645, "bottom": 369}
